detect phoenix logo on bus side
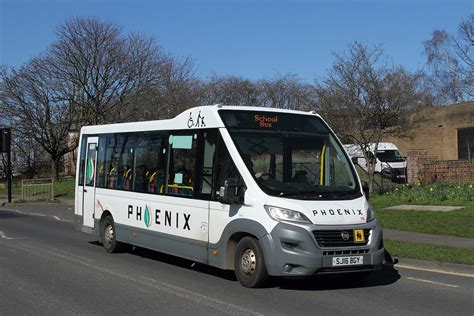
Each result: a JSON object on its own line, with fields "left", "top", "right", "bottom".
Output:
{"left": 144, "top": 204, "right": 151, "bottom": 228}
{"left": 128, "top": 205, "right": 191, "bottom": 230}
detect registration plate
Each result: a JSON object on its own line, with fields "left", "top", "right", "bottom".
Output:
{"left": 332, "top": 256, "right": 363, "bottom": 266}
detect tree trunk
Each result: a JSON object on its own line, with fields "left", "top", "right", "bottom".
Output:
{"left": 51, "top": 157, "right": 60, "bottom": 180}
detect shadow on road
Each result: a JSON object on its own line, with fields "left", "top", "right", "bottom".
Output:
{"left": 274, "top": 250, "right": 400, "bottom": 290}
{"left": 88, "top": 241, "right": 238, "bottom": 281}
{"left": 89, "top": 241, "right": 401, "bottom": 290}
{"left": 275, "top": 265, "right": 400, "bottom": 291}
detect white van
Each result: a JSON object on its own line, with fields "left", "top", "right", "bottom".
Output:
{"left": 344, "top": 143, "right": 407, "bottom": 182}
{"left": 74, "top": 105, "right": 384, "bottom": 287}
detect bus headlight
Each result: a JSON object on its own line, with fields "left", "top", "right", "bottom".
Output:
{"left": 367, "top": 205, "right": 375, "bottom": 222}
{"left": 264, "top": 205, "right": 312, "bottom": 224}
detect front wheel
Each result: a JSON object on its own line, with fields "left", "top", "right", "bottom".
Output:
{"left": 234, "top": 237, "right": 269, "bottom": 288}
{"left": 101, "top": 216, "right": 126, "bottom": 253}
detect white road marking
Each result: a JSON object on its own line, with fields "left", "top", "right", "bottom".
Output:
{"left": 397, "top": 264, "right": 474, "bottom": 278}
{"left": 0, "top": 231, "right": 23, "bottom": 240}
{"left": 407, "top": 277, "right": 460, "bottom": 288}
{"left": 1, "top": 208, "right": 72, "bottom": 222}
{"left": 140, "top": 276, "right": 264, "bottom": 316}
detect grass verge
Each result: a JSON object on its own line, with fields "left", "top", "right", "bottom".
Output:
{"left": 385, "top": 240, "right": 474, "bottom": 265}
{"left": 369, "top": 183, "right": 474, "bottom": 238}
{"left": 375, "top": 206, "right": 474, "bottom": 238}
{"left": 0, "top": 178, "right": 75, "bottom": 200}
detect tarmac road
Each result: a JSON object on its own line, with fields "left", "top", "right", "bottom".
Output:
{"left": 1, "top": 207, "right": 473, "bottom": 315}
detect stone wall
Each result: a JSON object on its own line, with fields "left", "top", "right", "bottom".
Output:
{"left": 406, "top": 150, "right": 428, "bottom": 185}
{"left": 388, "top": 102, "right": 474, "bottom": 160}
{"left": 407, "top": 149, "right": 473, "bottom": 184}
{"left": 421, "top": 160, "right": 473, "bottom": 184}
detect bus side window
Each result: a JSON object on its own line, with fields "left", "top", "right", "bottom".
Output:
{"left": 201, "top": 130, "right": 217, "bottom": 196}
{"left": 107, "top": 134, "right": 123, "bottom": 189}
{"left": 77, "top": 135, "right": 87, "bottom": 186}
{"left": 96, "top": 135, "right": 107, "bottom": 188}
{"left": 133, "top": 132, "right": 165, "bottom": 193}
{"left": 166, "top": 132, "right": 197, "bottom": 197}
{"left": 118, "top": 134, "right": 134, "bottom": 191}
{"left": 212, "top": 135, "right": 243, "bottom": 201}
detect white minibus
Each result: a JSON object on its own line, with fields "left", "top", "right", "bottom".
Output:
{"left": 74, "top": 105, "right": 384, "bottom": 287}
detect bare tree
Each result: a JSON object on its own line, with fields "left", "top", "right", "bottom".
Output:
{"left": 48, "top": 17, "right": 164, "bottom": 125}
{"left": 0, "top": 59, "right": 78, "bottom": 179}
{"left": 424, "top": 14, "right": 473, "bottom": 104}
{"left": 316, "top": 42, "right": 429, "bottom": 193}
{"left": 150, "top": 56, "right": 201, "bottom": 119}
{"left": 200, "top": 75, "right": 260, "bottom": 107}
{"left": 199, "top": 73, "right": 317, "bottom": 111}
{"left": 1, "top": 17, "right": 204, "bottom": 179}
{"left": 258, "top": 73, "right": 316, "bottom": 110}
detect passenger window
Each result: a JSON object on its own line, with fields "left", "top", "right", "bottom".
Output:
{"left": 85, "top": 143, "right": 97, "bottom": 187}
{"left": 78, "top": 135, "right": 87, "bottom": 186}
{"left": 96, "top": 135, "right": 107, "bottom": 188}
{"left": 133, "top": 132, "right": 166, "bottom": 193}
{"left": 201, "top": 131, "right": 217, "bottom": 195}
{"left": 118, "top": 134, "right": 135, "bottom": 190}
{"left": 107, "top": 134, "right": 124, "bottom": 189}
{"left": 166, "top": 133, "right": 198, "bottom": 197}
{"left": 213, "top": 135, "right": 242, "bottom": 200}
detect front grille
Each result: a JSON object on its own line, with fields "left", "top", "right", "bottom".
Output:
{"left": 317, "top": 265, "right": 374, "bottom": 274}
{"left": 313, "top": 229, "right": 370, "bottom": 248}
{"left": 323, "top": 249, "right": 369, "bottom": 256}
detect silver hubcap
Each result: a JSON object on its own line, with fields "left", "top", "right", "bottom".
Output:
{"left": 104, "top": 224, "right": 114, "bottom": 246}
{"left": 240, "top": 249, "right": 256, "bottom": 275}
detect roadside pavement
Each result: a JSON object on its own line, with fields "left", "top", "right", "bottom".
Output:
{"left": 383, "top": 228, "right": 474, "bottom": 250}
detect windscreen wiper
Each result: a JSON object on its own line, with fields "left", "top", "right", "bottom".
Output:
{"left": 279, "top": 189, "right": 321, "bottom": 197}
{"left": 279, "top": 189, "right": 359, "bottom": 198}
{"left": 323, "top": 190, "right": 360, "bottom": 198}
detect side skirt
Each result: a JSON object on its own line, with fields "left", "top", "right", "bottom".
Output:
{"left": 115, "top": 223, "right": 209, "bottom": 265}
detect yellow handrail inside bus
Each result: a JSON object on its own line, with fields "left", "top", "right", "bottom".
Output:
{"left": 319, "top": 143, "right": 326, "bottom": 185}
{"left": 160, "top": 184, "right": 194, "bottom": 194}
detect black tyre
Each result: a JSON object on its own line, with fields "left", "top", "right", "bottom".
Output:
{"left": 101, "top": 216, "right": 125, "bottom": 253}
{"left": 234, "top": 237, "right": 269, "bottom": 288}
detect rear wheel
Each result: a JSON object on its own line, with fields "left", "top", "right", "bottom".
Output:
{"left": 101, "top": 216, "right": 125, "bottom": 253}
{"left": 234, "top": 237, "right": 269, "bottom": 288}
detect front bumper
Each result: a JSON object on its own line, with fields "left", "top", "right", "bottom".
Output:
{"left": 260, "top": 219, "right": 384, "bottom": 277}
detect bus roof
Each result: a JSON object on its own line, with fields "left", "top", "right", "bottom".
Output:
{"left": 80, "top": 104, "right": 321, "bottom": 135}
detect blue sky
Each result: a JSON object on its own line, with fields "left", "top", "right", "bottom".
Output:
{"left": 0, "top": 0, "right": 472, "bottom": 82}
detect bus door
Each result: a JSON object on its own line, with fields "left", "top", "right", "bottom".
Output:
{"left": 82, "top": 137, "right": 98, "bottom": 227}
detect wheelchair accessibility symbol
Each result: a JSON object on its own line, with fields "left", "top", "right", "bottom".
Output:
{"left": 187, "top": 111, "right": 206, "bottom": 128}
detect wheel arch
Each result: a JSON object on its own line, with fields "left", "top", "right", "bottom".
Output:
{"left": 225, "top": 232, "right": 258, "bottom": 270}
{"left": 210, "top": 219, "right": 272, "bottom": 271}
{"left": 98, "top": 210, "right": 112, "bottom": 238}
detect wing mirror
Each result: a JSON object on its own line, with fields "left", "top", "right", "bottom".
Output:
{"left": 361, "top": 181, "right": 370, "bottom": 200}
{"left": 219, "top": 178, "right": 244, "bottom": 205}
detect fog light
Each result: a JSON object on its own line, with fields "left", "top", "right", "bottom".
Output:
{"left": 282, "top": 241, "right": 298, "bottom": 250}
{"left": 283, "top": 264, "right": 293, "bottom": 273}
